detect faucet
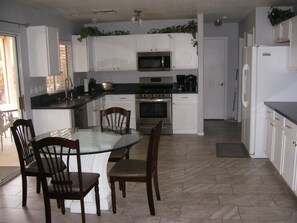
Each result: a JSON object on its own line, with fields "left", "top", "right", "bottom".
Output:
{"left": 65, "top": 76, "right": 74, "bottom": 100}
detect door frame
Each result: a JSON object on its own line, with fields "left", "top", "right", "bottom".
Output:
{"left": 0, "top": 31, "right": 24, "bottom": 119}
{"left": 204, "top": 37, "right": 228, "bottom": 120}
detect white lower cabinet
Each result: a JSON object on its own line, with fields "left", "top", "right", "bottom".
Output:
{"left": 282, "top": 119, "right": 297, "bottom": 192}
{"left": 172, "top": 94, "right": 198, "bottom": 134}
{"left": 265, "top": 106, "right": 297, "bottom": 194}
{"left": 32, "top": 109, "right": 74, "bottom": 135}
{"left": 265, "top": 107, "right": 274, "bottom": 160}
{"left": 105, "top": 94, "right": 136, "bottom": 129}
{"left": 87, "top": 97, "right": 103, "bottom": 127}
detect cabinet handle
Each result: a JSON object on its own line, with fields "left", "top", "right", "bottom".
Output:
{"left": 119, "top": 98, "right": 127, "bottom": 100}
{"left": 285, "top": 125, "right": 292, "bottom": 129}
{"left": 293, "top": 141, "right": 296, "bottom": 146}
{"left": 267, "top": 111, "right": 272, "bottom": 113}
{"left": 270, "top": 123, "right": 274, "bottom": 126}
{"left": 275, "top": 117, "right": 280, "bottom": 121}
{"left": 93, "top": 109, "right": 97, "bottom": 111}
{"left": 182, "top": 97, "right": 189, "bottom": 99}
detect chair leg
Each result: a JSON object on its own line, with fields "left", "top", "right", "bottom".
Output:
{"left": 44, "top": 196, "right": 52, "bottom": 223}
{"left": 21, "top": 174, "right": 27, "bottom": 206}
{"left": 94, "top": 182, "right": 101, "bottom": 216}
{"left": 121, "top": 181, "right": 126, "bottom": 198}
{"left": 36, "top": 176, "right": 41, "bottom": 193}
{"left": 80, "top": 199, "right": 86, "bottom": 223}
{"left": 1, "top": 135, "right": 3, "bottom": 152}
{"left": 110, "top": 177, "right": 117, "bottom": 213}
{"left": 146, "top": 180, "right": 155, "bottom": 215}
{"left": 61, "top": 199, "right": 65, "bottom": 214}
{"left": 153, "top": 171, "right": 161, "bottom": 200}
{"left": 125, "top": 148, "right": 130, "bottom": 159}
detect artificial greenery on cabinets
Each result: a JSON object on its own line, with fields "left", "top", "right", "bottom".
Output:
{"left": 77, "top": 27, "right": 130, "bottom": 41}
{"left": 267, "top": 6, "right": 295, "bottom": 26}
{"left": 77, "top": 20, "right": 198, "bottom": 47}
{"left": 148, "top": 20, "right": 198, "bottom": 47}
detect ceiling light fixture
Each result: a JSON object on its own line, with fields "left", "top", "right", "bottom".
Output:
{"left": 214, "top": 18, "right": 222, "bottom": 26}
{"left": 131, "top": 10, "right": 143, "bottom": 26}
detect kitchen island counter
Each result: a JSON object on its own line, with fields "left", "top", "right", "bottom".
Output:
{"left": 264, "top": 101, "right": 297, "bottom": 125}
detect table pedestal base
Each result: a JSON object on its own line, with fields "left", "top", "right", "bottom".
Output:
{"left": 65, "top": 151, "right": 112, "bottom": 213}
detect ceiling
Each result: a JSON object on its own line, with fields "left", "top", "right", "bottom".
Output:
{"left": 13, "top": 0, "right": 297, "bottom": 23}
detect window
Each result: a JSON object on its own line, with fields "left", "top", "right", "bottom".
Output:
{"left": 46, "top": 42, "right": 73, "bottom": 93}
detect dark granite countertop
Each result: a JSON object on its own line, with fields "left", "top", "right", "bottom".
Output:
{"left": 31, "top": 83, "right": 198, "bottom": 110}
{"left": 264, "top": 102, "right": 297, "bottom": 124}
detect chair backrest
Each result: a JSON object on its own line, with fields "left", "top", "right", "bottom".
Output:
{"left": 100, "top": 107, "right": 131, "bottom": 133}
{"left": 0, "top": 111, "right": 14, "bottom": 133}
{"left": 11, "top": 119, "right": 36, "bottom": 170}
{"left": 31, "top": 137, "right": 82, "bottom": 194}
{"left": 146, "top": 120, "right": 163, "bottom": 177}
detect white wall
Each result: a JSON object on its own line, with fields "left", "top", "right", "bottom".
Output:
{"left": 204, "top": 22, "right": 239, "bottom": 119}
{"left": 0, "top": 0, "right": 83, "bottom": 119}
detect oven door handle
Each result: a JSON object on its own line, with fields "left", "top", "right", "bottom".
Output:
{"left": 136, "top": 98, "right": 171, "bottom": 103}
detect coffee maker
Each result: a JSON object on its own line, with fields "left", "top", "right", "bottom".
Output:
{"left": 185, "top": 74, "right": 197, "bottom": 92}
{"left": 176, "top": 75, "right": 186, "bottom": 92}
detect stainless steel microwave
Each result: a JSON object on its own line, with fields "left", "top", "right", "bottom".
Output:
{"left": 137, "top": 52, "right": 171, "bottom": 71}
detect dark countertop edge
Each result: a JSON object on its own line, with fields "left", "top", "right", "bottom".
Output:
{"left": 264, "top": 101, "right": 297, "bottom": 125}
{"left": 32, "top": 90, "right": 198, "bottom": 110}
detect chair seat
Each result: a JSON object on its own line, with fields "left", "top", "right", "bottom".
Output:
{"left": 109, "top": 159, "right": 147, "bottom": 178}
{"left": 109, "top": 148, "right": 128, "bottom": 162}
{"left": 49, "top": 172, "right": 100, "bottom": 194}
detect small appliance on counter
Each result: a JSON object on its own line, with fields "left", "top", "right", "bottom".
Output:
{"left": 176, "top": 74, "right": 197, "bottom": 92}
{"left": 101, "top": 82, "right": 113, "bottom": 91}
{"left": 88, "top": 78, "right": 96, "bottom": 94}
{"left": 185, "top": 74, "right": 197, "bottom": 92}
{"left": 176, "top": 75, "right": 186, "bottom": 92}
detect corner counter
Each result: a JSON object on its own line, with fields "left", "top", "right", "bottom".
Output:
{"left": 264, "top": 102, "right": 297, "bottom": 125}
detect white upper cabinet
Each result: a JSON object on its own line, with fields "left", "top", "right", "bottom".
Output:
{"left": 171, "top": 33, "right": 198, "bottom": 69}
{"left": 71, "top": 35, "right": 89, "bottom": 72}
{"left": 27, "top": 26, "right": 60, "bottom": 76}
{"left": 136, "top": 34, "right": 171, "bottom": 52}
{"left": 289, "top": 16, "right": 297, "bottom": 71}
{"left": 273, "top": 20, "right": 290, "bottom": 43}
{"left": 91, "top": 35, "right": 136, "bottom": 71}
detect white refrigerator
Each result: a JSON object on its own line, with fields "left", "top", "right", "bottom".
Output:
{"left": 241, "top": 46, "right": 297, "bottom": 158}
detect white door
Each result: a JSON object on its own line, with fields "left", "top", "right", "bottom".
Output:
{"left": 204, "top": 37, "right": 227, "bottom": 119}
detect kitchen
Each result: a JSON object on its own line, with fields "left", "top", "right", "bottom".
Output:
{"left": 1, "top": 0, "right": 297, "bottom": 222}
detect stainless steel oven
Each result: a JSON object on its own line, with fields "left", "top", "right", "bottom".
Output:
{"left": 136, "top": 77, "right": 173, "bottom": 134}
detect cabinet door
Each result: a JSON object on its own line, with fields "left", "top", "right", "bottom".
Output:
{"left": 92, "top": 36, "right": 116, "bottom": 71}
{"left": 136, "top": 34, "right": 171, "bottom": 52}
{"left": 282, "top": 132, "right": 297, "bottom": 189}
{"left": 289, "top": 16, "right": 297, "bottom": 71}
{"left": 265, "top": 117, "right": 274, "bottom": 160}
{"left": 72, "top": 35, "right": 88, "bottom": 72}
{"left": 171, "top": 33, "right": 198, "bottom": 69}
{"left": 172, "top": 94, "right": 198, "bottom": 134}
{"left": 27, "top": 26, "right": 60, "bottom": 76}
{"left": 273, "top": 124, "right": 284, "bottom": 173}
{"left": 281, "top": 20, "right": 290, "bottom": 42}
{"left": 116, "top": 35, "right": 137, "bottom": 70}
{"left": 272, "top": 24, "right": 281, "bottom": 42}
{"left": 87, "top": 98, "right": 102, "bottom": 127}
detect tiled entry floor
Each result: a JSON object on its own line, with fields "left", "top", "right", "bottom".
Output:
{"left": 0, "top": 120, "right": 297, "bottom": 222}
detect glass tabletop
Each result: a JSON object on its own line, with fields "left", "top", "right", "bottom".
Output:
{"left": 34, "top": 126, "right": 142, "bottom": 155}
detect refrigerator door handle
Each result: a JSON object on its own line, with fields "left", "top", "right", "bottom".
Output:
{"left": 242, "top": 64, "right": 249, "bottom": 108}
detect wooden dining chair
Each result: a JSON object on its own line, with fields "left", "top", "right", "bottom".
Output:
{"left": 100, "top": 107, "right": 131, "bottom": 162}
{"left": 109, "top": 120, "right": 163, "bottom": 215}
{"left": 31, "top": 137, "right": 101, "bottom": 223}
{"left": 11, "top": 119, "right": 67, "bottom": 207}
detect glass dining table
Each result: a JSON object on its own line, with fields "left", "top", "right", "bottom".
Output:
{"left": 35, "top": 126, "right": 142, "bottom": 214}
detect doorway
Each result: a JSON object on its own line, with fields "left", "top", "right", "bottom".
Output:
{"left": 0, "top": 34, "right": 22, "bottom": 185}
{"left": 204, "top": 37, "right": 227, "bottom": 119}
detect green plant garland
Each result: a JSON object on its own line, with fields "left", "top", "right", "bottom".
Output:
{"left": 267, "top": 6, "right": 295, "bottom": 26}
{"left": 77, "top": 20, "right": 198, "bottom": 47}
{"left": 148, "top": 20, "right": 198, "bottom": 47}
{"left": 77, "top": 27, "right": 130, "bottom": 41}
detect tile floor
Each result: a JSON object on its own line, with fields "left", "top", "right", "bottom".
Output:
{"left": 1, "top": 120, "right": 297, "bottom": 222}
